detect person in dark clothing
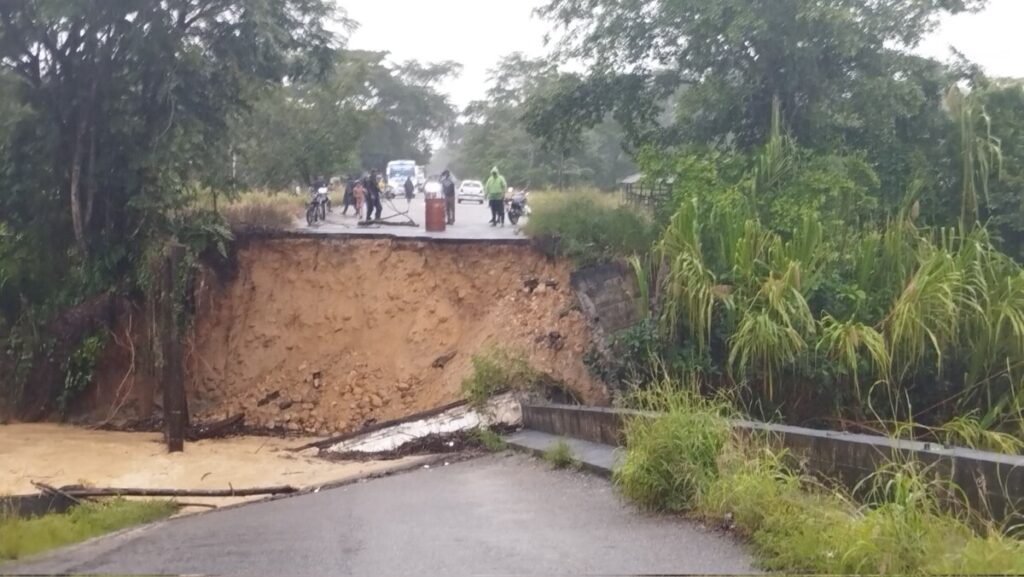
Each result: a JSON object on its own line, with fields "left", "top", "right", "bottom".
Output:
{"left": 404, "top": 177, "right": 415, "bottom": 207}
{"left": 441, "top": 170, "right": 457, "bottom": 225}
{"left": 364, "top": 170, "right": 383, "bottom": 222}
{"left": 341, "top": 177, "right": 357, "bottom": 216}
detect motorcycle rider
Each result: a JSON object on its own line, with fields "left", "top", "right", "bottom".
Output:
{"left": 484, "top": 166, "right": 508, "bottom": 227}
{"left": 441, "top": 170, "right": 457, "bottom": 225}
{"left": 363, "top": 170, "right": 383, "bottom": 222}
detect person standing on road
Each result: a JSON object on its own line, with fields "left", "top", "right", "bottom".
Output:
{"left": 404, "top": 177, "right": 415, "bottom": 207}
{"left": 364, "top": 170, "right": 383, "bottom": 222}
{"left": 341, "top": 176, "right": 357, "bottom": 216}
{"left": 441, "top": 170, "right": 457, "bottom": 225}
{"left": 353, "top": 178, "right": 366, "bottom": 219}
{"left": 485, "top": 167, "right": 507, "bottom": 227}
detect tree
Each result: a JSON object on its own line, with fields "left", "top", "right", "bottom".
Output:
{"left": 449, "top": 53, "right": 635, "bottom": 189}
{"left": 232, "top": 51, "right": 371, "bottom": 189}
{"left": 353, "top": 52, "right": 461, "bottom": 169}
{"left": 0, "top": 0, "right": 336, "bottom": 255}
{"left": 535, "top": 0, "right": 984, "bottom": 199}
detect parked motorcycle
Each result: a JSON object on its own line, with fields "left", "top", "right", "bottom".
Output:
{"left": 306, "top": 186, "right": 330, "bottom": 226}
{"left": 506, "top": 190, "right": 529, "bottom": 225}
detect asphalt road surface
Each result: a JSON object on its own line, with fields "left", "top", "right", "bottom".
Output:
{"left": 301, "top": 194, "right": 525, "bottom": 241}
{"left": 7, "top": 455, "right": 755, "bottom": 576}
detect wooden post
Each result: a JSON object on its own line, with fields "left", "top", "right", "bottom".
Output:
{"left": 162, "top": 244, "right": 188, "bottom": 453}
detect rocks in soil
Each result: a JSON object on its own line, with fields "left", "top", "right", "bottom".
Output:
{"left": 257, "top": 391, "right": 281, "bottom": 407}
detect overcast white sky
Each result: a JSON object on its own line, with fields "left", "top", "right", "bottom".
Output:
{"left": 338, "top": 0, "right": 1024, "bottom": 109}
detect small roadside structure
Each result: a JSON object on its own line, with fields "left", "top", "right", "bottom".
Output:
{"left": 619, "top": 173, "right": 673, "bottom": 210}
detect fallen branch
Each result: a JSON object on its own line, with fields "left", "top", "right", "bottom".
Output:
{"left": 187, "top": 414, "right": 245, "bottom": 441}
{"left": 358, "top": 220, "right": 419, "bottom": 228}
{"left": 32, "top": 481, "right": 85, "bottom": 506}
{"left": 45, "top": 484, "right": 298, "bottom": 498}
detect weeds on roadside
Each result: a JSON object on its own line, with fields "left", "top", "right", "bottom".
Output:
{"left": 0, "top": 499, "right": 178, "bottom": 561}
{"left": 614, "top": 377, "right": 1024, "bottom": 574}
{"left": 544, "top": 440, "right": 577, "bottom": 470}
{"left": 473, "top": 428, "right": 507, "bottom": 452}
{"left": 461, "top": 347, "right": 541, "bottom": 410}
{"left": 220, "top": 191, "right": 304, "bottom": 231}
{"left": 614, "top": 379, "right": 731, "bottom": 512}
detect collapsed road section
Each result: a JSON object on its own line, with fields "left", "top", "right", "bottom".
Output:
{"left": 87, "top": 237, "right": 609, "bottom": 436}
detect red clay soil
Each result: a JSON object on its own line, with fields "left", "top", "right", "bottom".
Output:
{"left": 88, "top": 238, "right": 607, "bottom": 436}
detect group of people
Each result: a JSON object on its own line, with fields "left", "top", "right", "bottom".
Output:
{"left": 314, "top": 166, "right": 512, "bottom": 228}
{"left": 336, "top": 170, "right": 384, "bottom": 222}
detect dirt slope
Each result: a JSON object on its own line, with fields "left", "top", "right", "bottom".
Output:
{"left": 174, "top": 238, "right": 605, "bottom": 435}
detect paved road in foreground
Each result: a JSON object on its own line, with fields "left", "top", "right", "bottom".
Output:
{"left": 7, "top": 455, "right": 755, "bottom": 576}
{"left": 299, "top": 195, "right": 526, "bottom": 241}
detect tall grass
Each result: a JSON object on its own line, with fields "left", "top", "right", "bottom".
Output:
{"left": 219, "top": 190, "right": 305, "bottom": 231}
{"left": 614, "top": 381, "right": 732, "bottom": 512}
{"left": 524, "top": 190, "right": 657, "bottom": 267}
{"left": 657, "top": 194, "right": 1024, "bottom": 434}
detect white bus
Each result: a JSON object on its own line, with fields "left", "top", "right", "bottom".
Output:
{"left": 386, "top": 160, "right": 417, "bottom": 196}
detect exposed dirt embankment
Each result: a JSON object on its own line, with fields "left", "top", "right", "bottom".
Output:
{"left": 171, "top": 238, "right": 604, "bottom": 435}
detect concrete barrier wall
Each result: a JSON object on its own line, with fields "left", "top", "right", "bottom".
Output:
{"left": 523, "top": 404, "right": 1024, "bottom": 527}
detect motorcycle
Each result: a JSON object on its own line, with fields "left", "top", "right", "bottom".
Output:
{"left": 306, "top": 186, "right": 330, "bottom": 226}
{"left": 506, "top": 190, "right": 529, "bottom": 225}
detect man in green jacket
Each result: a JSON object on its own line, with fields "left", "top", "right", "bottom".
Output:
{"left": 484, "top": 167, "right": 508, "bottom": 226}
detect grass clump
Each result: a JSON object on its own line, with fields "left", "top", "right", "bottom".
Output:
{"left": 0, "top": 499, "right": 178, "bottom": 561}
{"left": 544, "top": 440, "right": 577, "bottom": 470}
{"left": 220, "top": 191, "right": 304, "bottom": 231}
{"left": 473, "top": 428, "right": 508, "bottom": 452}
{"left": 614, "top": 383, "right": 731, "bottom": 512}
{"left": 523, "top": 190, "right": 657, "bottom": 267}
{"left": 461, "top": 347, "right": 541, "bottom": 410}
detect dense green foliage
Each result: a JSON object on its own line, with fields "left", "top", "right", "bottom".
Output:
{"left": 524, "top": 0, "right": 1024, "bottom": 439}
{"left": 0, "top": 499, "right": 177, "bottom": 561}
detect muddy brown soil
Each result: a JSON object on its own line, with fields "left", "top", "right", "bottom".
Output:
{"left": 91, "top": 238, "right": 606, "bottom": 436}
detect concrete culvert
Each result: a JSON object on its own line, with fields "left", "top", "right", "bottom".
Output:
{"left": 90, "top": 238, "right": 608, "bottom": 436}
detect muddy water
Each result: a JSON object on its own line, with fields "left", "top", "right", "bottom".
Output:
{"left": 0, "top": 424, "right": 430, "bottom": 508}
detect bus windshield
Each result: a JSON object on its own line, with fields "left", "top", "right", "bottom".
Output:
{"left": 387, "top": 163, "right": 416, "bottom": 182}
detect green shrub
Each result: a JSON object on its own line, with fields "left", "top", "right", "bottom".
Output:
{"left": 614, "top": 385, "right": 730, "bottom": 512}
{"left": 58, "top": 332, "right": 107, "bottom": 415}
{"left": 523, "top": 191, "right": 657, "bottom": 266}
{"left": 0, "top": 499, "right": 177, "bottom": 561}
{"left": 544, "top": 440, "right": 577, "bottom": 470}
{"left": 461, "top": 347, "right": 541, "bottom": 410}
{"left": 473, "top": 428, "right": 508, "bottom": 452}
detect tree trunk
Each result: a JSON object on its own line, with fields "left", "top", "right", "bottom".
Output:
{"left": 69, "top": 114, "right": 88, "bottom": 254}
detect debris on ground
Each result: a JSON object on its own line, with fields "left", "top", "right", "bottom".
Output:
{"left": 317, "top": 393, "right": 520, "bottom": 457}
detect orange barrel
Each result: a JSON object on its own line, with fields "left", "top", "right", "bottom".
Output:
{"left": 425, "top": 198, "right": 447, "bottom": 232}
